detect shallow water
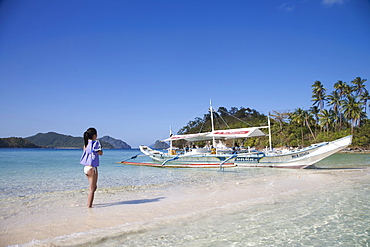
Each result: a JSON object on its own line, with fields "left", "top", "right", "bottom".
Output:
{"left": 0, "top": 149, "right": 282, "bottom": 199}
{"left": 103, "top": 175, "right": 370, "bottom": 247}
{"left": 1, "top": 149, "right": 370, "bottom": 246}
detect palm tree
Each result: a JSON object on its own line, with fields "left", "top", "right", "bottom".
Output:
{"left": 334, "top": 80, "right": 347, "bottom": 97}
{"left": 302, "top": 110, "right": 316, "bottom": 140}
{"left": 270, "top": 110, "right": 289, "bottom": 131}
{"left": 311, "top": 81, "right": 326, "bottom": 111}
{"left": 290, "top": 108, "right": 306, "bottom": 146}
{"left": 290, "top": 108, "right": 316, "bottom": 144}
{"left": 350, "top": 77, "right": 368, "bottom": 124}
{"left": 334, "top": 80, "right": 350, "bottom": 129}
{"left": 309, "top": 106, "right": 320, "bottom": 125}
{"left": 351, "top": 77, "right": 367, "bottom": 98}
{"left": 360, "top": 90, "right": 370, "bottom": 118}
{"left": 309, "top": 106, "right": 320, "bottom": 137}
{"left": 327, "top": 91, "right": 341, "bottom": 129}
{"left": 343, "top": 83, "right": 354, "bottom": 98}
{"left": 342, "top": 94, "right": 364, "bottom": 134}
{"left": 318, "top": 109, "right": 334, "bottom": 134}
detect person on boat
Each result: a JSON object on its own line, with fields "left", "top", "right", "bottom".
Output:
{"left": 81, "top": 127, "right": 103, "bottom": 208}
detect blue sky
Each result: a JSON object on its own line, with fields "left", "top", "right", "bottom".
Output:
{"left": 1, "top": 0, "right": 369, "bottom": 148}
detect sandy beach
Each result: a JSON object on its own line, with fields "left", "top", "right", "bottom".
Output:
{"left": 2, "top": 167, "right": 369, "bottom": 246}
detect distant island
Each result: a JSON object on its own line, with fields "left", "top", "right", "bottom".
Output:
{"left": 0, "top": 137, "right": 40, "bottom": 148}
{"left": 100, "top": 136, "right": 131, "bottom": 149}
{"left": 0, "top": 132, "right": 131, "bottom": 149}
{"left": 151, "top": 140, "right": 170, "bottom": 149}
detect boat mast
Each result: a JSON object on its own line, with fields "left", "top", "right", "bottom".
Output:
{"left": 169, "top": 126, "right": 173, "bottom": 154}
{"left": 268, "top": 113, "right": 272, "bottom": 151}
{"left": 210, "top": 100, "right": 216, "bottom": 148}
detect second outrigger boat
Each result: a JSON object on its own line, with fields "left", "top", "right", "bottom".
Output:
{"left": 138, "top": 126, "right": 268, "bottom": 168}
{"left": 134, "top": 103, "right": 352, "bottom": 169}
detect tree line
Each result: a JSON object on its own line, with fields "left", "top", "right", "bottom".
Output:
{"left": 177, "top": 76, "right": 369, "bottom": 149}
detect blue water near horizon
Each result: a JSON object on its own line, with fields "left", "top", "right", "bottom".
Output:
{"left": 1, "top": 148, "right": 370, "bottom": 200}
{"left": 0, "top": 148, "right": 282, "bottom": 199}
{"left": 0, "top": 148, "right": 177, "bottom": 199}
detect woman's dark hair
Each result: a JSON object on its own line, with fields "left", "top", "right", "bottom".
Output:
{"left": 83, "top": 127, "right": 97, "bottom": 147}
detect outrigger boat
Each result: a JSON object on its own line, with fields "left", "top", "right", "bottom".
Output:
{"left": 137, "top": 126, "right": 268, "bottom": 168}
{"left": 127, "top": 103, "right": 352, "bottom": 169}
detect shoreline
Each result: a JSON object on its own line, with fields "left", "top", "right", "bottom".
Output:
{"left": 341, "top": 148, "right": 370, "bottom": 153}
{"left": 2, "top": 167, "right": 369, "bottom": 246}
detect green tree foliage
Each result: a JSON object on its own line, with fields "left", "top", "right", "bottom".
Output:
{"left": 353, "top": 119, "right": 370, "bottom": 148}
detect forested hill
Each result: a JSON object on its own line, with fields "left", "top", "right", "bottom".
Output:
{"left": 0, "top": 132, "right": 131, "bottom": 149}
{"left": 26, "top": 132, "right": 105, "bottom": 148}
{"left": 0, "top": 137, "right": 41, "bottom": 148}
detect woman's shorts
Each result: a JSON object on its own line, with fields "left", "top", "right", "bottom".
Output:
{"left": 84, "top": 166, "right": 96, "bottom": 175}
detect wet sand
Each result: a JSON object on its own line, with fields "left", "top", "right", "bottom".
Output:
{"left": 1, "top": 168, "right": 369, "bottom": 246}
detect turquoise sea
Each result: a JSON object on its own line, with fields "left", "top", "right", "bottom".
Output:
{"left": 1, "top": 149, "right": 370, "bottom": 246}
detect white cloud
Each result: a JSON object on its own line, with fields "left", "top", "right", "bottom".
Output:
{"left": 280, "top": 3, "right": 295, "bottom": 11}
{"left": 321, "top": 0, "right": 345, "bottom": 6}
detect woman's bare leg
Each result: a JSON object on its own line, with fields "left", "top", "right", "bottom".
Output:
{"left": 86, "top": 167, "right": 98, "bottom": 208}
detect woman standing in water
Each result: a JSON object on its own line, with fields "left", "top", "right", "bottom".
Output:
{"left": 81, "top": 127, "right": 103, "bottom": 208}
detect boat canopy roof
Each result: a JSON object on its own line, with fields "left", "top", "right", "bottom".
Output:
{"left": 162, "top": 126, "right": 268, "bottom": 142}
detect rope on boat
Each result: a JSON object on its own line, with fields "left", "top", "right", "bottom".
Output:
{"left": 219, "top": 154, "right": 237, "bottom": 171}
{"left": 121, "top": 153, "right": 147, "bottom": 162}
{"left": 161, "top": 155, "right": 179, "bottom": 166}
{"left": 218, "top": 108, "right": 254, "bottom": 127}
